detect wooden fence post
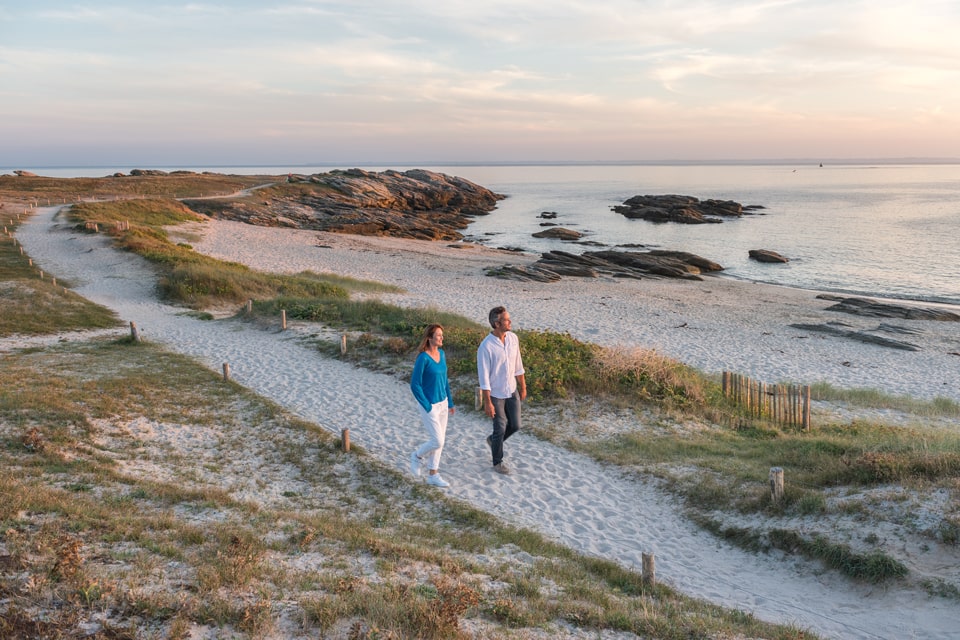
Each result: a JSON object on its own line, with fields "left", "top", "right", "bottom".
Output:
{"left": 340, "top": 334, "right": 347, "bottom": 355}
{"left": 341, "top": 428, "right": 350, "bottom": 452}
{"left": 769, "top": 467, "right": 784, "bottom": 503}
{"left": 246, "top": 299, "right": 253, "bottom": 314}
{"left": 642, "top": 553, "right": 656, "bottom": 586}
{"left": 222, "top": 363, "right": 230, "bottom": 381}
{"left": 281, "top": 309, "right": 287, "bottom": 331}
{"left": 130, "top": 321, "right": 142, "bottom": 342}
{"left": 802, "top": 385, "right": 811, "bottom": 431}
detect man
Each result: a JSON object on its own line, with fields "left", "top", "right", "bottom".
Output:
{"left": 476, "top": 306, "right": 526, "bottom": 475}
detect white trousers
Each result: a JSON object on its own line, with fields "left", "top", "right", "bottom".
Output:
{"left": 415, "top": 400, "right": 448, "bottom": 471}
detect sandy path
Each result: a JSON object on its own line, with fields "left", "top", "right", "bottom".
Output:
{"left": 12, "top": 207, "right": 960, "bottom": 639}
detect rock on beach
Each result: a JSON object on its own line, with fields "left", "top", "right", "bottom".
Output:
{"left": 184, "top": 168, "right": 504, "bottom": 241}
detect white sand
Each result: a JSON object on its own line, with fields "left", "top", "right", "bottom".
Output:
{"left": 13, "top": 207, "right": 960, "bottom": 639}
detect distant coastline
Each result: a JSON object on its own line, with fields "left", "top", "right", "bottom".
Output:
{"left": 6, "top": 157, "right": 960, "bottom": 176}
{"left": 5, "top": 163, "right": 960, "bottom": 307}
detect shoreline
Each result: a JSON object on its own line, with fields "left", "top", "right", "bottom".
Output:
{"left": 714, "top": 270, "right": 960, "bottom": 311}
{"left": 177, "top": 219, "right": 960, "bottom": 405}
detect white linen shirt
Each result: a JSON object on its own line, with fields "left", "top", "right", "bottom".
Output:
{"left": 477, "top": 331, "right": 525, "bottom": 399}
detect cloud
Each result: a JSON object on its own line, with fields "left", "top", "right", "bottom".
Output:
{"left": 3, "top": 0, "right": 960, "bottom": 164}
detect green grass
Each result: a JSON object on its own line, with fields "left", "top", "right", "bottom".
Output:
{"left": 0, "top": 337, "right": 812, "bottom": 640}
{"left": 810, "top": 381, "right": 960, "bottom": 418}
{"left": 67, "top": 198, "right": 402, "bottom": 310}
{"left": 768, "top": 530, "right": 908, "bottom": 583}
{"left": 0, "top": 219, "right": 120, "bottom": 337}
{"left": 0, "top": 171, "right": 272, "bottom": 206}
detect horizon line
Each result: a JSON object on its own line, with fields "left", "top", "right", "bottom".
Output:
{"left": 6, "top": 157, "right": 960, "bottom": 171}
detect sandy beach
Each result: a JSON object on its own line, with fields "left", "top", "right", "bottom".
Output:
{"left": 182, "top": 218, "right": 960, "bottom": 404}
{"left": 11, "top": 206, "right": 960, "bottom": 639}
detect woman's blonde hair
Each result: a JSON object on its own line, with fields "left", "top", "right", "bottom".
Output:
{"left": 418, "top": 324, "right": 444, "bottom": 352}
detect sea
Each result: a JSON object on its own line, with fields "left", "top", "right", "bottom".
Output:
{"left": 11, "top": 162, "right": 960, "bottom": 307}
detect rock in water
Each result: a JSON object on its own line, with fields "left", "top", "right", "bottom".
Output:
{"left": 749, "top": 249, "right": 789, "bottom": 263}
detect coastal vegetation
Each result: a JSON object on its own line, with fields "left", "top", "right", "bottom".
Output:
{"left": 3, "top": 173, "right": 958, "bottom": 636}
{"left": 0, "top": 170, "right": 270, "bottom": 205}
{"left": 3, "top": 338, "right": 809, "bottom": 639}
{"left": 0, "top": 291, "right": 806, "bottom": 638}
{"left": 62, "top": 188, "right": 960, "bottom": 589}
{"left": 0, "top": 216, "right": 119, "bottom": 336}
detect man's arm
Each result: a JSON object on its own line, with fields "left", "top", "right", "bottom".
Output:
{"left": 481, "top": 388, "right": 495, "bottom": 417}
{"left": 516, "top": 374, "right": 527, "bottom": 401}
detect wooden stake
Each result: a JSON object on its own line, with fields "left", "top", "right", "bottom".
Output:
{"left": 130, "top": 321, "right": 142, "bottom": 342}
{"left": 341, "top": 428, "right": 350, "bottom": 452}
{"left": 222, "top": 363, "right": 230, "bottom": 381}
{"left": 769, "top": 467, "right": 784, "bottom": 503}
{"left": 642, "top": 553, "right": 656, "bottom": 586}
{"left": 340, "top": 334, "right": 347, "bottom": 354}
{"left": 281, "top": 309, "right": 287, "bottom": 331}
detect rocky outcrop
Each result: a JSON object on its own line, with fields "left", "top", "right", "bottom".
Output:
{"left": 749, "top": 249, "right": 789, "bottom": 263}
{"left": 613, "top": 194, "right": 763, "bottom": 224}
{"left": 817, "top": 295, "right": 960, "bottom": 321}
{"left": 184, "top": 168, "right": 504, "bottom": 241}
{"left": 13, "top": 170, "right": 38, "bottom": 177}
{"left": 790, "top": 322, "right": 920, "bottom": 351}
{"left": 486, "top": 249, "right": 724, "bottom": 282}
{"left": 532, "top": 227, "right": 582, "bottom": 240}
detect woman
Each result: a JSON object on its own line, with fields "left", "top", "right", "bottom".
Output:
{"left": 409, "top": 324, "right": 455, "bottom": 488}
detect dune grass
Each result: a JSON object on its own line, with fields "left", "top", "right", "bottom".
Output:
{"left": 0, "top": 171, "right": 271, "bottom": 207}
{"left": 66, "top": 199, "right": 401, "bottom": 308}
{"left": 810, "top": 380, "right": 960, "bottom": 418}
{"left": 0, "top": 218, "right": 120, "bottom": 337}
{"left": 0, "top": 337, "right": 812, "bottom": 639}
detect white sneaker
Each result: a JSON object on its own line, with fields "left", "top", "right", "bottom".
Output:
{"left": 426, "top": 474, "right": 450, "bottom": 488}
{"left": 409, "top": 452, "right": 422, "bottom": 477}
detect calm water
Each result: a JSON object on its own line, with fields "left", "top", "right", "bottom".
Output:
{"left": 447, "top": 164, "right": 960, "bottom": 306}
{"left": 13, "top": 162, "right": 960, "bottom": 305}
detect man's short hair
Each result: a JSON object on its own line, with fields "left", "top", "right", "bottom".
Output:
{"left": 488, "top": 306, "right": 506, "bottom": 329}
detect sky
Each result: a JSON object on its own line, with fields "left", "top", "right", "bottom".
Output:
{"left": 2, "top": 1, "right": 960, "bottom": 167}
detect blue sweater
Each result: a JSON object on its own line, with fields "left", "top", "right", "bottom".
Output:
{"left": 411, "top": 349, "right": 454, "bottom": 412}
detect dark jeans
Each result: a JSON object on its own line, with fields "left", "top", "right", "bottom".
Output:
{"left": 490, "top": 391, "right": 521, "bottom": 466}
